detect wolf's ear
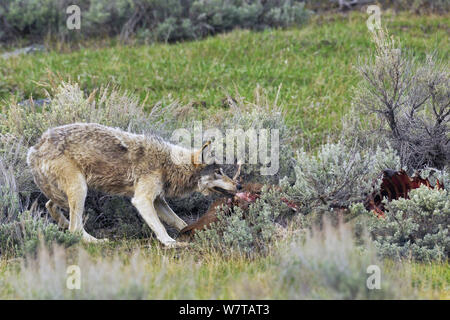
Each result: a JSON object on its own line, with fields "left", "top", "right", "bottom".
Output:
{"left": 192, "top": 141, "right": 211, "bottom": 167}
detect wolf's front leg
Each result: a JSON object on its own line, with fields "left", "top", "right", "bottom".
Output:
{"left": 132, "top": 195, "right": 179, "bottom": 247}
{"left": 132, "top": 176, "right": 179, "bottom": 247}
{"left": 154, "top": 198, "right": 188, "bottom": 231}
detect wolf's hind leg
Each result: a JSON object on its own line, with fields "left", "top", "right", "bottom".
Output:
{"left": 46, "top": 200, "right": 69, "bottom": 229}
{"left": 154, "top": 198, "right": 187, "bottom": 231}
{"left": 57, "top": 162, "right": 103, "bottom": 243}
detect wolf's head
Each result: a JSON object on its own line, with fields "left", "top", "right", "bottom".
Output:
{"left": 197, "top": 164, "right": 242, "bottom": 196}
{"left": 192, "top": 141, "right": 242, "bottom": 197}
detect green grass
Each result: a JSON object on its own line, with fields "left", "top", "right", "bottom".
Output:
{"left": 0, "top": 238, "right": 448, "bottom": 299}
{"left": 1, "top": 12, "right": 448, "bottom": 146}
{"left": 383, "top": 259, "right": 450, "bottom": 299}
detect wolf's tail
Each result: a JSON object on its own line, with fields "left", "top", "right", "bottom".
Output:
{"left": 26, "top": 146, "right": 37, "bottom": 169}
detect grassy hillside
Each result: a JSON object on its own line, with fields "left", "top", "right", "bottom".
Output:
{"left": 1, "top": 12, "right": 448, "bottom": 146}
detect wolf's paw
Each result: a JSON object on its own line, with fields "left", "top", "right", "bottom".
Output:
{"left": 173, "top": 241, "right": 190, "bottom": 248}
{"left": 82, "top": 235, "right": 98, "bottom": 243}
{"left": 163, "top": 241, "right": 189, "bottom": 249}
{"left": 175, "top": 220, "right": 188, "bottom": 231}
{"left": 82, "top": 231, "right": 108, "bottom": 243}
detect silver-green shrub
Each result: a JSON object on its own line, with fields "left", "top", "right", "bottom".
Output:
{"left": 0, "top": 158, "right": 22, "bottom": 223}
{"left": 417, "top": 167, "right": 450, "bottom": 191}
{"left": 0, "top": 135, "right": 35, "bottom": 223}
{"left": 302, "top": 0, "right": 449, "bottom": 13}
{"left": 215, "top": 90, "right": 295, "bottom": 185}
{"left": 192, "top": 186, "right": 290, "bottom": 256}
{"left": 277, "top": 220, "right": 415, "bottom": 299}
{"left": 0, "top": 210, "right": 81, "bottom": 258}
{"left": 366, "top": 185, "right": 449, "bottom": 262}
{"left": 281, "top": 141, "right": 401, "bottom": 214}
{"left": 264, "top": 0, "right": 310, "bottom": 28}
{"left": 180, "top": 92, "right": 296, "bottom": 255}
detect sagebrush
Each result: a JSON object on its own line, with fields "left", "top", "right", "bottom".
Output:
{"left": 277, "top": 220, "right": 415, "bottom": 299}
{"left": 352, "top": 28, "right": 449, "bottom": 170}
{"left": 0, "top": 210, "right": 81, "bottom": 258}
{"left": 192, "top": 186, "right": 292, "bottom": 256}
{"left": 366, "top": 186, "right": 449, "bottom": 262}
{"left": 281, "top": 141, "right": 401, "bottom": 216}
{"left": 0, "top": 0, "right": 311, "bottom": 44}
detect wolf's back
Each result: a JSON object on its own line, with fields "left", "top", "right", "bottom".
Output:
{"left": 28, "top": 123, "right": 129, "bottom": 163}
{"left": 26, "top": 127, "right": 66, "bottom": 169}
{"left": 26, "top": 123, "right": 157, "bottom": 184}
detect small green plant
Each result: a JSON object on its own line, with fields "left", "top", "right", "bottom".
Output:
{"left": 367, "top": 186, "right": 449, "bottom": 262}
{"left": 0, "top": 211, "right": 81, "bottom": 258}
{"left": 193, "top": 186, "right": 289, "bottom": 256}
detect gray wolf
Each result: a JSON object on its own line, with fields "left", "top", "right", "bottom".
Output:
{"left": 27, "top": 123, "right": 240, "bottom": 247}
